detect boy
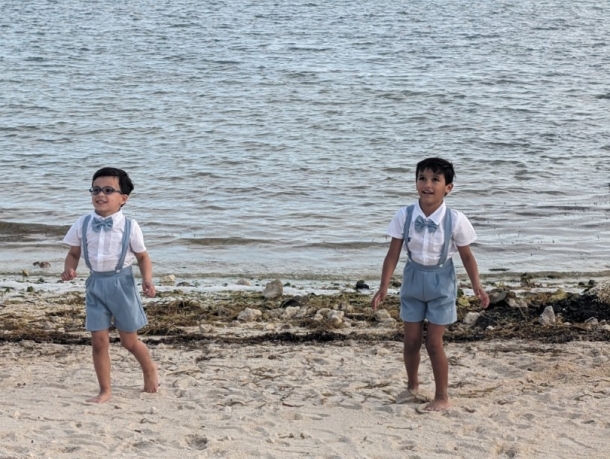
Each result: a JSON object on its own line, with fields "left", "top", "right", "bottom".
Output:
{"left": 372, "top": 157, "right": 489, "bottom": 412}
{"left": 61, "top": 167, "right": 158, "bottom": 403}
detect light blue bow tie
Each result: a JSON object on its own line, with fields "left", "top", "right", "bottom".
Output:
{"left": 414, "top": 215, "right": 438, "bottom": 233}
{"left": 92, "top": 217, "right": 113, "bottom": 233}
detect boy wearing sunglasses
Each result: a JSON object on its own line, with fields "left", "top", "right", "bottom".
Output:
{"left": 61, "top": 167, "right": 158, "bottom": 403}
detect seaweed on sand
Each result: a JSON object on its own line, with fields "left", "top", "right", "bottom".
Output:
{"left": 2, "top": 287, "right": 610, "bottom": 346}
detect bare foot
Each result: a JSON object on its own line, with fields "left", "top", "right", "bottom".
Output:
{"left": 424, "top": 398, "right": 450, "bottom": 411}
{"left": 143, "top": 363, "right": 160, "bottom": 393}
{"left": 86, "top": 390, "right": 111, "bottom": 404}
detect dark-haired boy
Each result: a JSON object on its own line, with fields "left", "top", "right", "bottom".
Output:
{"left": 372, "top": 157, "right": 489, "bottom": 411}
{"left": 62, "top": 167, "right": 158, "bottom": 403}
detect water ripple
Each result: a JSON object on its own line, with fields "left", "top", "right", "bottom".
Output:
{"left": 0, "top": 0, "right": 609, "bottom": 276}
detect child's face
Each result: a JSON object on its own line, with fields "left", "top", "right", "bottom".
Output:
{"left": 91, "top": 176, "right": 128, "bottom": 217}
{"left": 416, "top": 168, "right": 453, "bottom": 210}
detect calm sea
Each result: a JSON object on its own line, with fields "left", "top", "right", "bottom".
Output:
{"left": 1, "top": 0, "right": 609, "bottom": 279}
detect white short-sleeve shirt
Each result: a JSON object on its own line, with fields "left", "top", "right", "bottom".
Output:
{"left": 63, "top": 210, "right": 147, "bottom": 272}
{"left": 387, "top": 201, "right": 476, "bottom": 266}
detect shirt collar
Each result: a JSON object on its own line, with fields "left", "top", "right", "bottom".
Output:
{"left": 414, "top": 200, "right": 446, "bottom": 224}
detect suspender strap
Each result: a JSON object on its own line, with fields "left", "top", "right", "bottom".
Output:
{"left": 115, "top": 218, "right": 132, "bottom": 271}
{"left": 80, "top": 216, "right": 132, "bottom": 273}
{"left": 402, "top": 205, "right": 415, "bottom": 261}
{"left": 437, "top": 209, "right": 452, "bottom": 267}
{"left": 81, "top": 215, "right": 93, "bottom": 271}
{"left": 402, "top": 205, "right": 453, "bottom": 267}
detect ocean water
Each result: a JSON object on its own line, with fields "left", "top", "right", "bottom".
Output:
{"left": 1, "top": 0, "right": 609, "bottom": 279}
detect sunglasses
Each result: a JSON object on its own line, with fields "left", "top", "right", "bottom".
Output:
{"left": 89, "top": 186, "right": 124, "bottom": 195}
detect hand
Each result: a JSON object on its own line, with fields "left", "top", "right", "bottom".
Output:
{"left": 371, "top": 288, "right": 387, "bottom": 310}
{"left": 142, "top": 280, "right": 156, "bottom": 298}
{"left": 474, "top": 286, "right": 489, "bottom": 309}
{"left": 61, "top": 269, "right": 77, "bottom": 281}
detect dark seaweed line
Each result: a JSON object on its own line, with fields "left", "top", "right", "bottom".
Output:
{"left": 1, "top": 327, "right": 609, "bottom": 347}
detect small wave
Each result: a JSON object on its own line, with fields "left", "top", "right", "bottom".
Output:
{"left": 489, "top": 141, "right": 530, "bottom": 148}
{"left": 532, "top": 26, "right": 560, "bottom": 31}
{"left": 0, "top": 221, "right": 69, "bottom": 241}
{"left": 535, "top": 205, "right": 592, "bottom": 212}
{"left": 181, "top": 238, "right": 389, "bottom": 250}
{"left": 464, "top": 33, "right": 501, "bottom": 40}
{"left": 0, "top": 124, "right": 39, "bottom": 131}
{"left": 286, "top": 47, "right": 332, "bottom": 52}
{"left": 183, "top": 237, "right": 271, "bottom": 247}
{"left": 295, "top": 241, "right": 390, "bottom": 250}
{"left": 203, "top": 59, "right": 242, "bottom": 65}
{"left": 169, "top": 23, "right": 198, "bottom": 28}
{"left": 377, "top": 89, "right": 426, "bottom": 100}
{"left": 383, "top": 167, "right": 412, "bottom": 173}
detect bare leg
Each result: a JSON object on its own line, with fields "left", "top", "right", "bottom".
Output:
{"left": 403, "top": 321, "right": 424, "bottom": 393}
{"left": 118, "top": 330, "right": 159, "bottom": 393}
{"left": 88, "top": 330, "right": 112, "bottom": 403}
{"left": 424, "top": 323, "right": 450, "bottom": 411}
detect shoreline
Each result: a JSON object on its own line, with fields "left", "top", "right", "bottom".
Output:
{"left": 2, "top": 236, "right": 610, "bottom": 282}
{"left": 2, "top": 268, "right": 610, "bottom": 290}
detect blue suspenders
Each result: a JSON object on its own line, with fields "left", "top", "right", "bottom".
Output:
{"left": 81, "top": 215, "right": 132, "bottom": 273}
{"left": 402, "top": 205, "right": 453, "bottom": 268}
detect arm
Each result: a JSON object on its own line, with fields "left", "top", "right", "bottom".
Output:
{"left": 457, "top": 244, "right": 489, "bottom": 308}
{"left": 371, "top": 237, "right": 404, "bottom": 310}
{"left": 61, "top": 246, "right": 81, "bottom": 281}
{"left": 134, "top": 250, "right": 156, "bottom": 298}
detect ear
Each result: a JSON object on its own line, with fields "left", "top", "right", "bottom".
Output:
{"left": 444, "top": 183, "right": 454, "bottom": 196}
{"left": 120, "top": 194, "right": 129, "bottom": 207}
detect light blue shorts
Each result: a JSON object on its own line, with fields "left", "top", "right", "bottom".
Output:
{"left": 84, "top": 266, "right": 148, "bottom": 332}
{"left": 399, "top": 259, "right": 457, "bottom": 326}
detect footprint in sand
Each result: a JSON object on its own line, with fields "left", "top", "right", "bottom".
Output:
{"left": 185, "top": 434, "right": 208, "bottom": 450}
{"left": 395, "top": 389, "right": 431, "bottom": 404}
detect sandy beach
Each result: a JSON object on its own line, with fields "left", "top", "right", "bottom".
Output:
{"left": 1, "top": 275, "right": 610, "bottom": 458}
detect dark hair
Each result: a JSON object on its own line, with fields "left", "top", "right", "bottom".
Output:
{"left": 415, "top": 157, "right": 455, "bottom": 185}
{"left": 92, "top": 167, "right": 134, "bottom": 195}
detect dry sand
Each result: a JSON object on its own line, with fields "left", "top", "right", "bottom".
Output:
{"left": 1, "top": 337, "right": 610, "bottom": 459}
